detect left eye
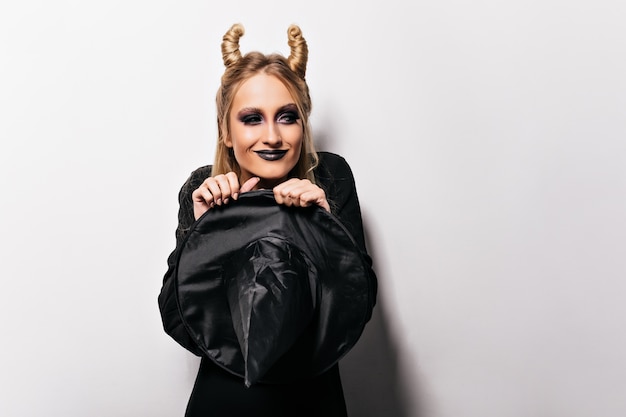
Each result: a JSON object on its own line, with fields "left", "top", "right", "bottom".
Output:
{"left": 277, "top": 111, "right": 299, "bottom": 124}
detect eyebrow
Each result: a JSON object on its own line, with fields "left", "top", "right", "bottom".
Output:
{"left": 278, "top": 103, "right": 299, "bottom": 113}
{"left": 236, "top": 103, "right": 299, "bottom": 116}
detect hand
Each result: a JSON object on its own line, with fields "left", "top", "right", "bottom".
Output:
{"left": 192, "top": 173, "right": 260, "bottom": 220}
{"left": 273, "top": 178, "right": 330, "bottom": 212}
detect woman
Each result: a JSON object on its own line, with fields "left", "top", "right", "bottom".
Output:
{"left": 159, "top": 23, "right": 376, "bottom": 416}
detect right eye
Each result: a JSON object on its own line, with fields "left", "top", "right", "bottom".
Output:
{"left": 240, "top": 114, "right": 263, "bottom": 125}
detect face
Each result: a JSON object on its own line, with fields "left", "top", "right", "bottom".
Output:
{"left": 225, "top": 73, "right": 303, "bottom": 188}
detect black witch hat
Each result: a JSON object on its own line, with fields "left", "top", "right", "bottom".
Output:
{"left": 174, "top": 190, "right": 375, "bottom": 386}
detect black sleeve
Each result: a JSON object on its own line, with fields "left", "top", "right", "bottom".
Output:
{"left": 315, "top": 152, "right": 368, "bottom": 252}
{"left": 157, "top": 166, "right": 212, "bottom": 356}
{"left": 315, "top": 152, "right": 377, "bottom": 312}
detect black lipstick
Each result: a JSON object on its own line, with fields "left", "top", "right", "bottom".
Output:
{"left": 254, "top": 150, "right": 288, "bottom": 161}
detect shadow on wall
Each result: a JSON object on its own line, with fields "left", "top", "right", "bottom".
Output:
{"left": 340, "top": 215, "right": 416, "bottom": 417}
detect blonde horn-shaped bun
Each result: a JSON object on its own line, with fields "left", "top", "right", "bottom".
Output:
{"left": 222, "top": 23, "right": 245, "bottom": 68}
{"left": 287, "top": 24, "right": 308, "bottom": 79}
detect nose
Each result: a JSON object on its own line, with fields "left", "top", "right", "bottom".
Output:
{"left": 263, "top": 122, "right": 283, "bottom": 147}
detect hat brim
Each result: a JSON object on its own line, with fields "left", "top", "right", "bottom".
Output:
{"left": 174, "top": 190, "right": 375, "bottom": 383}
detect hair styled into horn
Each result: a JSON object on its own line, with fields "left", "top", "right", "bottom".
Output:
{"left": 287, "top": 24, "right": 308, "bottom": 79}
{"left": 221, "top": 23, "right": 309, "bottom": 79}
{"left": 221, "top": 23, "right": 245, "bottom": 68}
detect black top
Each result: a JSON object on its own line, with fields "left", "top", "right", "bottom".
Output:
{"left": 158, "top": 152, "right": 377, "bottom": 416}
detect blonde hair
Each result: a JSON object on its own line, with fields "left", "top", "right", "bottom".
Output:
{"left": 212, "top": 23, "right": 318, "bottom": 183}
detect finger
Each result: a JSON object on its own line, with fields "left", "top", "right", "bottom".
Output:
{"left": 274, "top": 179, "right": 330, "bottom": 211}
{"left": 273, "top": 179, "right": 311, "bottom": 207}
{"left": 192, "top": 184, "right": 215, "bottom": 206}
{"left": 199, "top": 177, "right": 221, "bottom": 206}
{"left": 274, "top": 178, "right": 307, "bottom": 202}
{"left": 299, "top": 189, "right": 331, "bottom": 212}
{"left": 273, "top": 180, "right": 293, "bottom": 206}
{"left": 292, "top": 186, "right": 323, "bottom": 207}
{"left": 223, "top": 172, "right": 240, "bottom": 203}
{"left": 211, "top": 175, "right": 233, "bottom": 205}
{"left": 192, "top": 186, "right": 215, "bottom": 219}
{"left": 273, "top": 188, "right": 289, "bottom": 206}
{"left": 238, "top": 176, "right": 260, "bottom": 197}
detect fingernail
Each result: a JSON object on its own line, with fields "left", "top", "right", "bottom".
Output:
{"left": 223, "top": 197, "right": 229, "bottom": 204}
{"left": 216, "top": 198, "right": 222, "bottom": 205}
{"left": 232, "top": 192, "right": 239, "bottom": 200}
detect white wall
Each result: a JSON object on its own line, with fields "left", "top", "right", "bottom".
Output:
{"left": 1, "top": 1, "right": 625, "bottom": 416}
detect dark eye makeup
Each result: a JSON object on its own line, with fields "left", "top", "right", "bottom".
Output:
{"left": 277, "top": 110, "right": 300, "bottom": 124}
{"left": 239, "top": 112, "right": 263, "bottom": 125}
{"left": 237, "top": 105, "right": 300, "bottom": 126}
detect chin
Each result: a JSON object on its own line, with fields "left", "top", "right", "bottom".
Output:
{"left": 250, "top": 167, "right": 293, "bottom": 186}
{"left": 258, "top": 172, "right": 290, "bottom": 183}
{"left": 257, "top": 164, "right": 297, "bottom": 179}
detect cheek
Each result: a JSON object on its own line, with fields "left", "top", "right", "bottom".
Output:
{"left": 293, "top": 138, "right": 303, "bottom": 155}
{"left": 230, "top": 126, "right": 258, "bottom": 150}
{"left": 284, "top": 125, "right": 304, "bottom": 147}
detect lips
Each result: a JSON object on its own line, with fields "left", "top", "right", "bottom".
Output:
{"left": 254, "top": 149, "right": 288, "bottom": 161}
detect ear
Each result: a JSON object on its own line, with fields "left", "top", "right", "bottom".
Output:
{"left": 224, "top": 137, "right": 233, "bottom": 148}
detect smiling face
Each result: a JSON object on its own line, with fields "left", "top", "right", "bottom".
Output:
{"left": 225, "top": 73, "right": 303, "bottom": 189}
